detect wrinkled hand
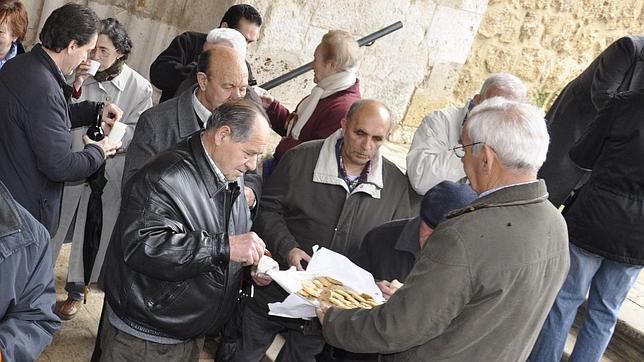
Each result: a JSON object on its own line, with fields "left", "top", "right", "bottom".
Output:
{"left": 102, "top": 103, "right": 123, "bottom": 130}
{"left": 73, "top": 60, "right": 92, "bottom": 91}
{"left": 250, "top": 265, "right": 274, "bottom": 286}
{"left": 376, "top": 280, "right": 400, "bottom": 301}
{"left": 83, "top": 135, "right": 121, "bottom": 159}
{"left": 287, "top": 247, "right": 311, "bottom": 271}
{"left": 229, "top": 232, "right": 265, "bottom": 266}
{"left": 259, "top": 92, "right": 274, "bottom": 108}
{"left": 316, "top": 304, "right": 330, "bottom": 324}
{"left": 244, "top": 186, "right": 256, "bottom": 208}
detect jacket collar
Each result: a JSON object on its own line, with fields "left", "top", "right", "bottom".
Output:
{"left": 394, "top": 217, "right": 421, "bottom": 256}
{"left": 188, "top": 133, "right": 226, "bottom": 198}
{"left": 312, "top": 129, "right": 384, "bottom": 198}
{"left": 0, "top": 182, "right": 22, "bottom": 239}
{"left": 84, "top": 64, "right": 130, "bottom": 92}
{"left": 448, "top": 180, "right": 549, "bottom": 218}
{"left": 32, "top": 44, "right": 73, "bottom": 100}
{"left": 178, "top": 85, "right": 202, "bottom": 139}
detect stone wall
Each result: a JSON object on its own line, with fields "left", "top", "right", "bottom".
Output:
{"left": 402, "top": 0, "right": 644, "bottom": 142}
{"left": 23, "top": 0, "right": 487, "bottom": 144}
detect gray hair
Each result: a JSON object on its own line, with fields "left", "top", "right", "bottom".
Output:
{"left": 479, "top": 73, "right": 527, "bottom": 102}
{"left": 320, "top": 30, "right": 360, "bottom": 71}
{"left": 206, "top": 99, "right": 269, "bottom": 142}
{"left": 466, "top": 97, "right": 549, "bottom": 173}
{"left": 206, "top": 28, "right": 247, "bottom": 59}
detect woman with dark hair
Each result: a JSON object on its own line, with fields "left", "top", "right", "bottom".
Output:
{"left": 0, "top": 0, "right": 28, "bottom": 69}
{"left": 53, "top": 17, "right": 153, "bottom": 320}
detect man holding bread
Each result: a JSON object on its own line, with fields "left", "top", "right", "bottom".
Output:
{"left": 317, "top": 98, "right": 570, "bottom": 361}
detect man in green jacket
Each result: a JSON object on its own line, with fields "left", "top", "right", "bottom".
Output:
{"left": 317, "top": 98, "right": 570, "bottom": 361}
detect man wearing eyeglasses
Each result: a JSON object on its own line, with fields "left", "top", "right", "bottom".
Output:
{"left": 318, "top": 98, "right": 570, "bottom": 361}
{"left": 406, "top": 73, "right": 527, "bottom": 195}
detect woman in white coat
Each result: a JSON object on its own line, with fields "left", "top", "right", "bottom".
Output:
{"left": 54, "top": 18, "right": 153, "bottom": 319}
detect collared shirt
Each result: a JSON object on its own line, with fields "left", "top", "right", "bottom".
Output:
{"left": 0, "top": 42, "right": 17, "bottom": 69}
{"left": 200, "top": 137, "right": 229, "bottom": 188}
{"left": 192, "top": 89, "right": 211, "bottom": 128}
{"left": 335, "top": 138, "right": 371, "bottom": 192}
{"left": 478, "top": 180, "right": 539, "bottom": 198}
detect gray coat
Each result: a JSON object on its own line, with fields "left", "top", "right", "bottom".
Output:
{"left": 122, "top": 86, "right": 261, "bottom": 199}
{"left": 0, "top": 181, "right": 60, "bottom": 361}
{"left": 323, "top": 181, "right": 570, "bottom": 361}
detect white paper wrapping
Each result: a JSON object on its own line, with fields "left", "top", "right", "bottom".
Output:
{"left": 266, "top": 246, "right": 384, "bottom": 319}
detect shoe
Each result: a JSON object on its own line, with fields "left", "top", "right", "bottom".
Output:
{"left": 57, "top": 298, "right": 82, "bottom": 320}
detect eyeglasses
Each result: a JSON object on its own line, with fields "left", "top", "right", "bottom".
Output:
{"left": 451, "top": 142, "right": 483, "bottom": 158}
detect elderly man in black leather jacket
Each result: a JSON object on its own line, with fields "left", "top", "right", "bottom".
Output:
{"left": 97, "top": 99, "right": 271, "bottom": 361}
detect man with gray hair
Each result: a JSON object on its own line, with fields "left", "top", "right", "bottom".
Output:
{"left": 406, "top": 73, "right": 527, "bottom": 195}
{"left": 97, "top": 99, "right": 271, "bottom": 360}
{"left": 317, "top": 98, "right": 570, "bottom": 361}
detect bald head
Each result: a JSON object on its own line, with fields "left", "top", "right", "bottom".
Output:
{"left": 340, "top": 99, "right": 392, "bottom": 173}
{"left": 196, "top": 46, "right": 248, "bottom": 111}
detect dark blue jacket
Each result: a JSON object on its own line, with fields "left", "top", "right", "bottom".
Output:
{"left": 0, "top": 181, "right": 60, "bottom": 361}
{"left": 0, "top": 44, "right": 104, "bottom": 235}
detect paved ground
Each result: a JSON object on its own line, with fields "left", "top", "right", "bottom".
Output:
{"left": 37, "top": 142, "right": 643, "bottom": 361}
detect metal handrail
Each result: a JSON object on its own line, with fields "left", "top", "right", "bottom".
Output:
{"left": 259, "top": 21, "right": 403, "bottom": 90}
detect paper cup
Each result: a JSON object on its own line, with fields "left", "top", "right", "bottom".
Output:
{"left": 107, "top": 122, "right": 127, "bottom": 145}
{"left": 87, "top": 60, "right": 101, "bottom": 76}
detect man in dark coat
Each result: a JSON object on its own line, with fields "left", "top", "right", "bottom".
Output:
{"left": 538, "top": 35, "right": 644, "bottom": 207}
{"left": 235, "top": 100, "right": 413, "bottom": 362}
{"left": 98, "top": 99, "right": 271, "bottom": 360}
{"left": 124, "top": 46, "right": 261, "bottom": 207}
{"left": 0, "top": 3, "right": 121, "bottom": 237}
{"left": 529, "top": 90, "right": 644, "bottom": 362}
{"left": 0, "top": 181, "right": 60, "bottom": 361}
{"left": 359, "top": 181, "right": 476, "bottom": 292}
{"left": 150, "top": 3, "right": 262, "bottom": 103}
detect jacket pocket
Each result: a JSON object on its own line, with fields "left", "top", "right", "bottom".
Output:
{"left": 145, "top": 281, "right": 189, "bottom": 312}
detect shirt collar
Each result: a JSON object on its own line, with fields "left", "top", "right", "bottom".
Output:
{"left": 0, "top": 42, "right": 17, "bottom": 66}
{"left": 192, "top": 89, "right": 211, "bottom": 127}
{"left": 478, "top": 180, "right": 539, "bottom": 198}
{"left": 200, "top": 136, "right": 230, "bottom": 188}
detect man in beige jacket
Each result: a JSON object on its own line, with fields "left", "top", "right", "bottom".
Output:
{"left": 317, "top": 98, "right": 570, "bottom": 361}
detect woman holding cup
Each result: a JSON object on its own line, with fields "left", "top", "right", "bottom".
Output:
{"left": 54, "top": 17, "right": 153, "bottom": 320}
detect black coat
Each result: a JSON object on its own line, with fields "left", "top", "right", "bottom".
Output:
{"left": 538, "top": 35, "right": 644, "bottom": 206}
{"left": 0, "top": 45, "right": 104, "bottom": 235}
{"left": 150, "top": 31, "right": 258, "bottom": 103}
{"left": 565, "top": 91, "right": 644, "bottom": 265}
{"left": 104, "top": 135, "right": 251, "bottom": 339}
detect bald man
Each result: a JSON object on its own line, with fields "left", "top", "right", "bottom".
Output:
{"left": 237, "top": 99, "right": 413, "bottom": 362}
{"left": 123, "top": 46, "right": 261, "bottom": 206}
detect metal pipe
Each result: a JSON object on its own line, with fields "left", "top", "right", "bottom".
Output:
{"left": 259, "top": 21, "right": 403, "bottom": 90}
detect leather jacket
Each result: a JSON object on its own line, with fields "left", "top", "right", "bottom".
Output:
{"left": 103, "top": 134, "right": 251, "bottom": 339}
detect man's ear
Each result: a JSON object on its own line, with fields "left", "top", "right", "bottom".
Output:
{"left": 196, "top": 72, "right": 208, "bottom": 91}
{"left": 220, "top": 21, "right": 229, "bottom": 28}
{"left": 481, "top": 144, "right": 496, "bottom": 173}
{"left": 340, "top": 117, "right": 347, "bottom": 133}
{"left": 67, "top": 40, "right": 78, "bottom": 54}
{"left": 214, "top": 125, "right": 232, "bottom": 145}
{"left": 473, "top": 94, "right": 481, "bottom": 105}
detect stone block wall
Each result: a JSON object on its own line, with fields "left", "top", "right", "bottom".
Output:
{"left": 23, "top": 0, "right": 487, "bottom": 145}
{"left": 405, "top": 0, "right": 644, "bottom": 143}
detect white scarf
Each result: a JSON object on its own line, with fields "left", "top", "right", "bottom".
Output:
{"left": 289, "top": 69, "right": 357, "bottom": 140}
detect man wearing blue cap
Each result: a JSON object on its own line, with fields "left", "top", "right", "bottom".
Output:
{"left": 359, "top": 180, "right": 477, "bottom": 299}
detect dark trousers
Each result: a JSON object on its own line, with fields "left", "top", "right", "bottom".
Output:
{"left": 234, "top": 306, "right": 325, "bottom": 362}
{"left": 98, "top": 319, "right": 204, "bottom": 362}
